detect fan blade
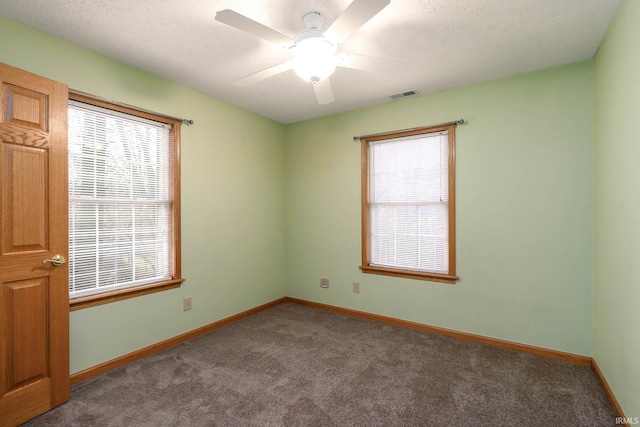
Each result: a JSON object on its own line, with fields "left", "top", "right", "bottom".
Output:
{"left": 313, "top": 78, "right": 334, "bottom": 105}
{"left": 232, "top": 62, "right": 294, "bottom": 87}
{"left": 216, "top": 9, "right": 294, "bottom": 48}
{"left": 336, "top": 53, "right": 406, "bottom": 74}
{"left": 322, "top": 0, "right": 390, "bottom": 45}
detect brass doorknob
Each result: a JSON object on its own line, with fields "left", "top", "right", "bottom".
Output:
{"left": 43, "top": 254, "right": 66, "bottom": 267}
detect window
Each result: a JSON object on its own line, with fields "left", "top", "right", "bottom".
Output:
{"left": 360, "top": 123, "right": 458, "bottom": 283}
{"left": 68, "top": 93, "right": 183, "bottom": 309}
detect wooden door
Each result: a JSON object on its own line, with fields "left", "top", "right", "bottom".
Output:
{"left": 0, "top": 62, "right": 69, "bottom": 426}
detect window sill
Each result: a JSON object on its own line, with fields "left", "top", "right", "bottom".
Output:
{"left": 69, "top": 278, "right": 185, "bottom": 311}
{"left": 360, "top": 265, "right": 458, "bottom": 284}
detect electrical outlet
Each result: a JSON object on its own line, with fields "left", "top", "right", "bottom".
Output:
{"left": 320, "top": 278, "right": 329, "bottom": 288}
{"left": 183, "top": 296, "right": 192, "bottom": 311}
{"left": 353, "top": 282, "right": 360, "bottom": 293}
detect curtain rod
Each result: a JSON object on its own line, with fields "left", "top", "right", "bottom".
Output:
{"left": 352, "top": 119, "right": 464, "bottom": 141}
{"left": 69, "top": 89, "right": 194, "bottom": 125}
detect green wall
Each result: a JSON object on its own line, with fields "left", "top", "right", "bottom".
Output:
{"left": 0, "top": 17, "right": 287, "bottom": 373}
{"left": 285, "top": 62, "right": 594, "bottom": 356}
{"left": 593, "top": 0, "right": 640, "bottom": 418}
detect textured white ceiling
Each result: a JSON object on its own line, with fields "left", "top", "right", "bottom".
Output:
{"left": 0, "top": 0, "right": 621, "bottom": 124}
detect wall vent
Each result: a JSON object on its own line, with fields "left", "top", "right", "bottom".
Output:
{"left": 390, "top": 90, "right": 419, "bottom": 99}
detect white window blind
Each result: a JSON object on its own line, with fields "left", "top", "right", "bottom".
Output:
{"left": 68, "top": 100, "right": 172, "bottom": 298}
{"left": 369, "top": 131, "right": 449, "bottom": 274}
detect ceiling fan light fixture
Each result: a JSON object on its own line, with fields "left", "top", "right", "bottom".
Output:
{"left": 216, "top": 1, "right": 395, "bottom": 105}
{"left": 293, "top": 35, "right": 337, "bottom": 83}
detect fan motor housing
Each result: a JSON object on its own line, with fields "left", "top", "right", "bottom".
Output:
{"left": 294, "top": 28, "right": 325, "bottom": 43}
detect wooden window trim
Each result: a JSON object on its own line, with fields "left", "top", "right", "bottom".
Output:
{"left": 360, "top": 124, "right": 458, "bottom": 284}
{"left": 69, "top": 279, "right": 184, "bottom": 311}
{"left": 68, "top": 92, "right": 183, "bottom": 310}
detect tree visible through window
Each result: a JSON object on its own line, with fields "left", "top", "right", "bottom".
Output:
{"left": 360, "top": 123, "right": 458, "bottom": 283}
{"left": 68, "top": 94, "right": 183, "bottom": 308}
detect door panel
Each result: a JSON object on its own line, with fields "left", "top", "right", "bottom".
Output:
{"left": 1, "top": 82, "right": 49, "bottom": 145}
{"left": 0, "top": 62, "right": 69, "bottom": 427}
{"left": 1, "top": 277, "right": 49, "bottom": 393}
{"left": 2, "top": 143, "right": 48, "bottom": 253}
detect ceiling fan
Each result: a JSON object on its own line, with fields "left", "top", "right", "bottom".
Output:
{"left": 215, "top": 0, "right": 402, "bottom": 105}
